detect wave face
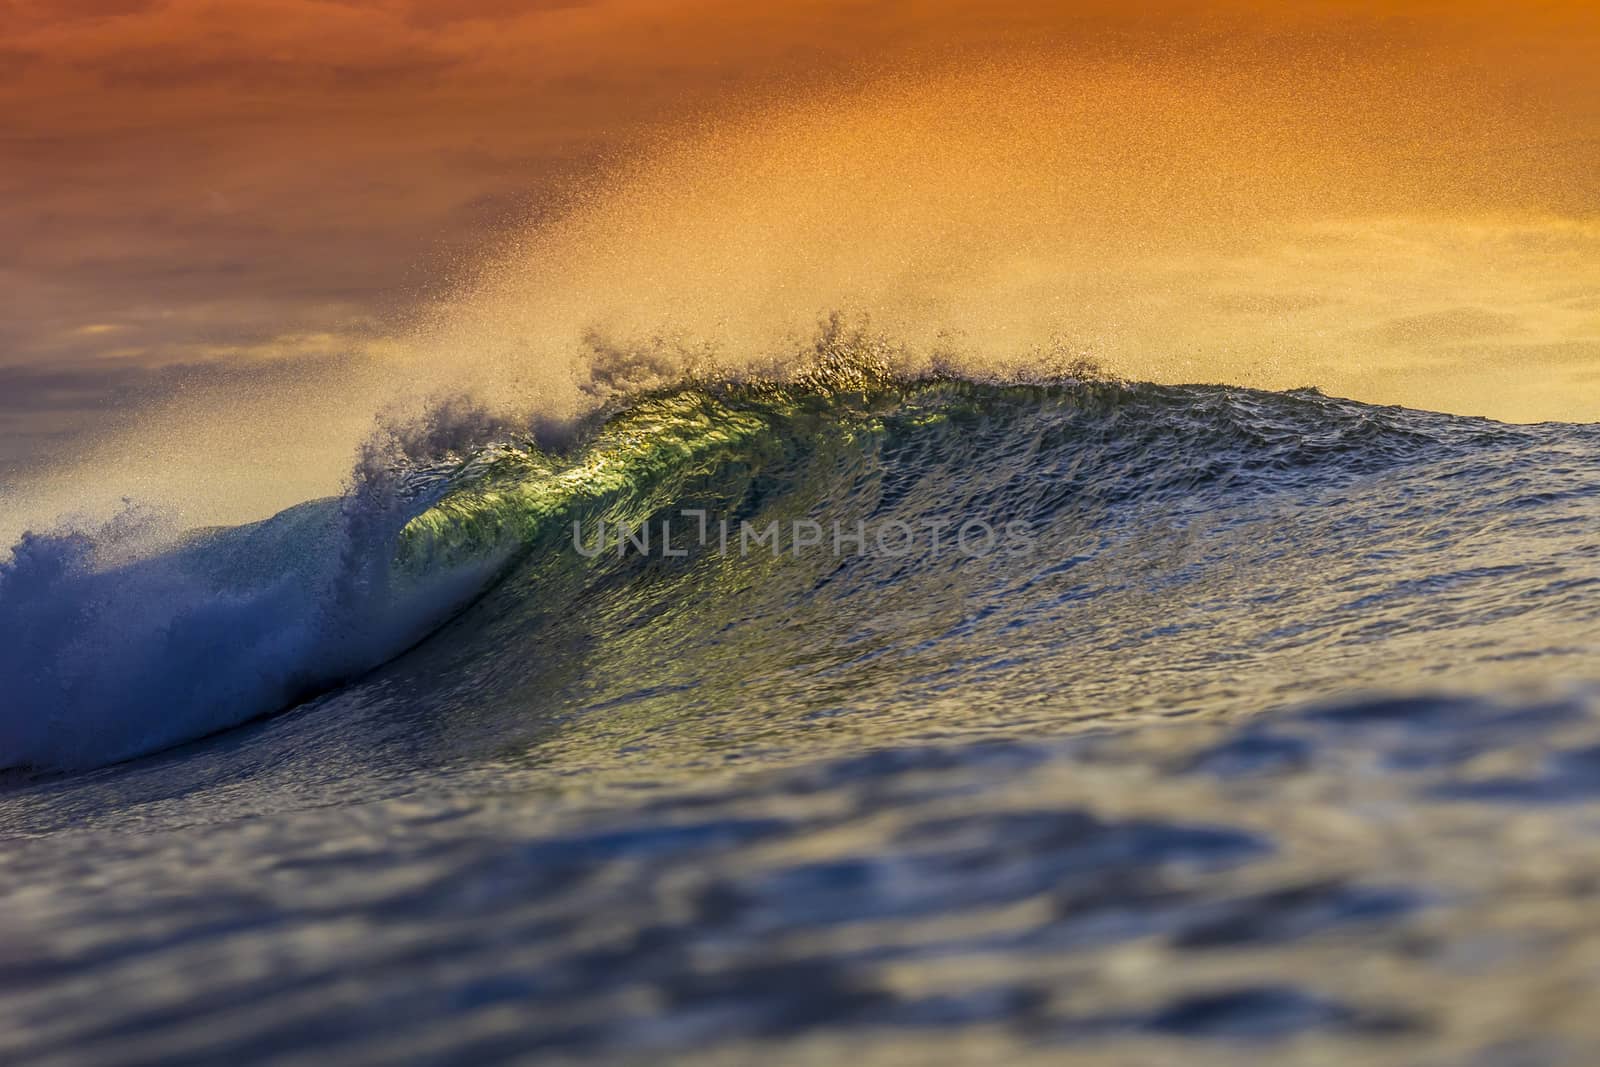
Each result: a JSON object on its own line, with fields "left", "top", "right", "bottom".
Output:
{"left": 9, "top": 376, "right": 1594, "bottom": 772}
{"left": 363, "top": 376, "right": 1599, "bottom": 774}
{"left": 2, "top": 377, "right": 1600, "bottom": 1062}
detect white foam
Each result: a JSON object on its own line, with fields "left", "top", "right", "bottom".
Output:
{"left": 0, "top": 422, "right": 515, "bottom": 773}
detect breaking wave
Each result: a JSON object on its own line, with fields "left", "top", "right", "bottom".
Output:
{"left": 3, "top": 340, "right": 1596, "bottom": 772}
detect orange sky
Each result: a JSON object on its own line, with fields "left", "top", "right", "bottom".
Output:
{"left": 1, "top": 0, "right": 1598, "bottom": 506}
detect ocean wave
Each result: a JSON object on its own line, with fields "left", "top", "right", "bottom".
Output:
{"left": 1, "top": 364, "right": 1591, "bottom": 773}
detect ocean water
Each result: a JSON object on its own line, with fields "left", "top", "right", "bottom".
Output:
{"left": 3, "top": 372, "right": 1599, "bottom": 1065}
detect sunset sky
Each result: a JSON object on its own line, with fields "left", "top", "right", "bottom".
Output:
{"left": 2, "top": 0, "right": 1597, "bottom": 530}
